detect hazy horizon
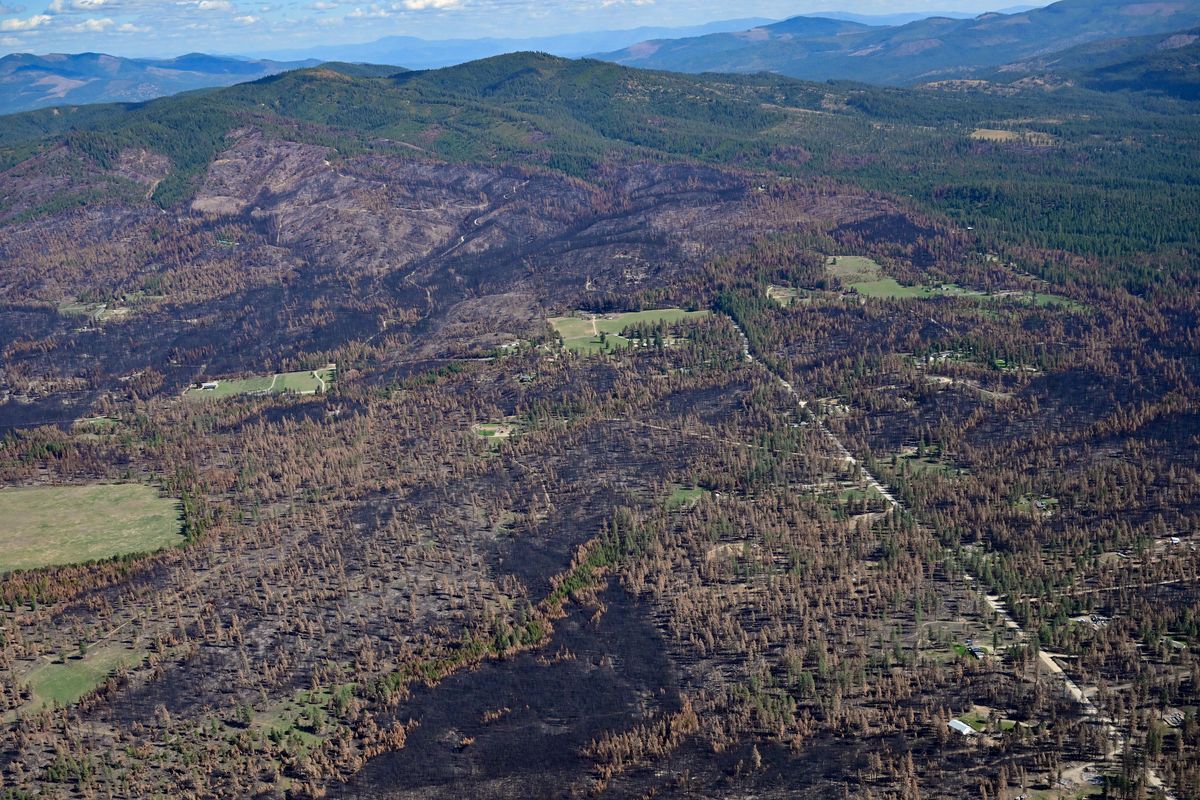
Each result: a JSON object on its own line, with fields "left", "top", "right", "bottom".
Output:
{"left": 1, "top": 0, "right": 1047, "bottom": 60}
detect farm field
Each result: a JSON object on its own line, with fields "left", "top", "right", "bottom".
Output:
{"left": 548, "top": 309, "right": 709, "bottom": 353}
{"left": 185, "top": 365, "right": 336, "bottom": 400}
{"left": 0, "top": 484, "right": 183, "bottom": 573}
{"left": 827, "top": 255, "right": 979, "bottom": 300}
{"left": 826, "top": 256, "right": 1082, "bottom": 308}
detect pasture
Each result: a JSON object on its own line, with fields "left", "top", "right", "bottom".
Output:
{"left": 0, "top": 484, "right": 184, "bottom": 573}
{"left": 185, "top": 365, "right": 336, "bottom": 400}
{"left": 826, "top": 256, "right": 1082, "bottom": 310}
{"left": 827, "top": 255, "right": 979, "bottom": 300}
{"left": 549, "top": 309, "right": 709, "bottom": 353}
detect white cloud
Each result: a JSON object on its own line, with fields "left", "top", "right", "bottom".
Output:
{"left": 347, "top": 4, "right": 389, "bottom": 18}
{"left": 194, "top": 0, "right": 231, "bottom": 9}
{"left": 398, "top": 0, "right": 462, "bottom": 8}
{"left": 0, "top": 13, "right": 50, "bottom": 30}
{"left": 48, "top": 0, "right": 109, "bottom": 12}
{"left": 234, "top": 13, "right": 258, "bottom": 22}
{"left": 66, "top": 16, "right": 114, "bottom": 30}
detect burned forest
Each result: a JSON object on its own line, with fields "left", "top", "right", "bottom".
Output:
{"left": 0, "top": 51, "right": 1198, "bottom": 800}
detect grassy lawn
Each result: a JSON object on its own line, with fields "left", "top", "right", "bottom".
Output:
{"left": 667, "top": 485, "right": 711, "bottom": 510}
{"left": 0, "top": 484, "right": 184, "bottom": 573}
{"left": 24, "top": 645, "right": 145, "bottom": 708}
{"left": 549, "top": 309, "right": 709, "bottom": 353}
{"left": 473, "top": 422, "right": 518, "bottom": 441}
{"left": 185, "top": 366, "right": 336, "bottom": 401}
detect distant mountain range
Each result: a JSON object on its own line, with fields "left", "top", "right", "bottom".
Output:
{"left": 805, "top": 6, "right": 1042, "bottom": 26}
{"left": 1, "top": 2, "right": 1197, "bottom": 117}
{"left": 256, "top": 19, "right": 776, "bottom": 69}
{"left": 0, "top": 52, "right": 316, "bottom": 113}
{"left": 595, "top": 0, "right": 1200, "bottom": 85}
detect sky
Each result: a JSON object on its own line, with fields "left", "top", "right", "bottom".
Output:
{"left": 0, "top": 0, "right": 1033, "bottom": 58}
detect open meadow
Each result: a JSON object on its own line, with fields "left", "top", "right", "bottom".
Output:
{"left": 548, "top": 309, "right": 709, "bottom": 353}
{"left": 0, "top": 484, "right": 183, "bottom": 573}
{"left": 184, "top": 365, "right": 336, "bottom": 400}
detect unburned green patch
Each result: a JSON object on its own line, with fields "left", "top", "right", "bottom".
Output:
{"left": 826, "top": 256, "right": 980, "bottom": 300}
{"left": 0, "top": 484, "right": 184, "bottom": 573}
{"left": 185, "top": 365, "right": 336, "bottom": 401}
{"left": 667, "top": 485, "right": 711, "bottom": 510}
{"left": 549, "top": 309, "right": 710, "bottom": 354}
{"left": 23, "top": 645, "right": 145, "bottom": 709}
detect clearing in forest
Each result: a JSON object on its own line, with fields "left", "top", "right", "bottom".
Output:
{"left": 667, "top": 485, "right": 711, "bottom": 509}
{"left": 548, "top": 309, "right": 709, "bottom": 353}
{"left": 970, "top": 128, "right": 1056, "bottom": 146}
{"left": 473, "top": 421, "right": 519, "bottom": 441}
{"left": 185, "top": 365, "right": 336, "bottom": 400}
{"left": 22, "top": 645, "right": 146, "bottom": 709}
{"left": 827, "top": 256, "right": 978, "bottom": 300}
{"left": 767, "top": 285, "right": 801, "bottom": 306}
{"left": 826, "top": 257, "right": 1081, "bottom": 310}
{"left": 0, "top": 484, "right": 184, "bottom": 573}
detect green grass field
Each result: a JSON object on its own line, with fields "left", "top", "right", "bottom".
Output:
{"left": 185, "top": 366, "right": 336, "bottom": 401}
{"left": 824, "top": 255, "right": 1085, "bottom": 308}
{"left": 23, "top": 645, "right": 145, "bottom": 708}
{"left": 0, "top": 484, "right": 184, "bottom": 573}
{"left": 549, "top": 309, "right": 709, "bottom": 353}
{"left": 827, "top": 256, "right": 981, "bottom": 300}
{"left": 473, "top": 422, "right": 518, "bottom": 441}
{"left": 667, "top": 486, "right": 711, "bottom": 510}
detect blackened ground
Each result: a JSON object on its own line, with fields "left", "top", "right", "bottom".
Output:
{"left": 333, "top": 584, "right": 680, "bottom": 799}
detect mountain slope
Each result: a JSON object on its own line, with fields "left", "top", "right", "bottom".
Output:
{"left": 258, "top": 19, "right": 775, "bottom": 69}
{"left": 0, "top": 51, "right": 1195, "bottom": 287}
{"left": 595, "top": 0, "right": 1200, "bottom": 84}
{"left": 996, "top": 26, "right": 1200, "bottom": 98}
{"left": 0, "top": 52, "right": 317, "bottom": 114}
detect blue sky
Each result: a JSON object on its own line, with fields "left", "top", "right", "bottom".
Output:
{"left": 0, "top": 0, "right": 1028, "bottom": 57}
